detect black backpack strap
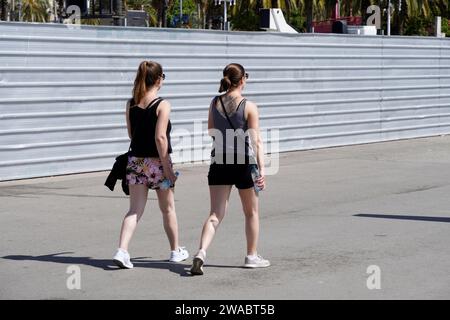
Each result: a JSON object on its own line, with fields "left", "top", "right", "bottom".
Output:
{"left": 218, "top": 95, "right": 236, "bottom": 130}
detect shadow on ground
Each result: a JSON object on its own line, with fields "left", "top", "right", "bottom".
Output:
{"left": 354, "top": 213, "right": 450, "bottom": 223}
{"left": 1, "top": 252, "right": 244, "bottom": 277}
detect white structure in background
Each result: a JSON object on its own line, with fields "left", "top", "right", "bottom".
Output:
{"left": 436, "top": 16, "right": 446, "bottom": 38}
{"left": 347, "top": 25, "right": 377, "bottom": 35}
{"left": 260, "top": 8, "right": 298, "bottom": 33}
{"left": 386, "top": 0, "right": 394, "bottom": 36}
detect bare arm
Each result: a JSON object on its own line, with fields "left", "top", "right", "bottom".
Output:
{"left": 155, "top": 100, "right": 177, "bottom": 183}
{"left": 125, "top": 100, "right": 132, "bottom": 139}
{"left": 246, "top": 101, "right": 266, "bottom": 189}
{"left": 207, "top": 100, "right": 215, "bottom": 135}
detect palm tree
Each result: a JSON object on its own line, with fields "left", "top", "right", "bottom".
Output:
{"left": 1, "top": 0, "right": 7, "bottom": 20}
{"left": 89, "top": 0, "right": 94, "bottom": 15}
{"left": 126, "top": 0, "right": 159, "bottom": 26}
{"left": 193, "top": 0, "right": 209, "bottom": 28}
{"left": 151, "top": 0, "right": 171, "bottom": 27}
{"left": 360, "top": 0, "right": 371, "bottom": 22}
{"left": 56, "top": 0, "right": 63, "bottom": 22}
{"left": 269, "top": 0, "right": 298, "bottom": 12}
{"left": 305, "top": 0, "right": 313, "bottom": 31}
{"left": 21, "top": 0, "right": 50, "bottom": 22}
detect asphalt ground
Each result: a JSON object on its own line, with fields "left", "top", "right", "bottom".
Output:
{"left": 1, "top": 136, "right": 449, "bottom": 299}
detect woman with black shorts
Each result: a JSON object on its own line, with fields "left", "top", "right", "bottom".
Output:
{"left": 190, "top": 63, "right": 270, "bottom": 275}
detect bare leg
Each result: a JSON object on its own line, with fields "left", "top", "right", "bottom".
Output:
{"left": 197, "top": 185, "right": 232, "bottom": 252}
{"left": 118, "top": 184, "right": 149, "bottom": 252}
{"left": 156, "top": 188, "right": 178, "bottom": 251}
{"left": 238, "top": 187, "right": 259, "bottom": 256}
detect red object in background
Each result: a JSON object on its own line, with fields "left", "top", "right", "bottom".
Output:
{"left": 312, "top": 0, "right": 362, "bottom": 33}
{"left": 332, "top": 0, "right": 340, "bottom": 20}
{"left": 312, "top": 16, "right": 363, "bottom": 33}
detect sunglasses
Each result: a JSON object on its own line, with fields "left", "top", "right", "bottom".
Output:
{"left": 244, "top": 73, "right": 249, "bottom": 79}
{"left": 160, "top": 73, "right": 166, "bottom": 80}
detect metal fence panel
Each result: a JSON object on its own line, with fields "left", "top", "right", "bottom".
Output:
{"left": 1, "top": 22, "right": 449, "bottom": 180}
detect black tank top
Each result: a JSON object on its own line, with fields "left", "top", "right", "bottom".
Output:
{"left": 128, "top": 98, "right": 172, "bottom": 158}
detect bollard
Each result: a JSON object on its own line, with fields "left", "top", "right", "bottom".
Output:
{"left": 436, "top": 16, "right": 442, "bottom": 37}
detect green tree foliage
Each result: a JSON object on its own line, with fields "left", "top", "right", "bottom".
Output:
{"left": 167, "top": 0, "right": 197, "bottom": 27}
{"left": 441, "top": 17, "right": 448, "bottom": 35}
{"left": 3, "top": 0, "right": 448, "bottom": 36}
{"left": 403, "top": 14, "right": 432, "bottom": 36}
{"left": 287, "top": 6, "right": 306, "bottom": 32}
{"left": 230, "top": 7, "right": 260, "bottom": 31}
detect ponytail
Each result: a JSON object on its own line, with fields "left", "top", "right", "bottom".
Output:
{"left": 132, "top": 61, "right": 163, "bottom": 104}
{"left": 219, "top": 76, "right": 232, "bottom": 93}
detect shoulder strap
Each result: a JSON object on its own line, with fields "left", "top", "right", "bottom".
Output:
{"left": 218, "top": 96, "right": 236, "bottom": 130}
{"left": 236, "top": 98, "right": 246, "bottom": 112}
{"left": 218, "top": 96, "right": 254, "bottom": 162}
{"left": 146, "top": 97, "right": 163, "bottom": 109}
{"left": 217, "top": 96, "right": 256, "bottom": 164}
{"left": 128, "top": 97, "right": 162, "bottom": 153}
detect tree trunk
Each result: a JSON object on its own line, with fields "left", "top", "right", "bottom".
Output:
{"left": 161, "top": 0, "right": 169, "bottom": 27}
{"left": 0, "top": 0, "right": 7, "bottom": 21}
{"left": 360, "top": 0, "right": 372, "bottom": 24}
{"left": 398, "top": 0, "right": 407, "bottom": 35}
{"left": 114, "top": 0, "right": 124, "bottom": 25}
{"left": 254, "top": 0, "right": 263, "bottom": 14}
{"left": 306, "top": 0, "right": 313, "bottom": 32}
{"left": 90, "top": 0, "right": 95, "bottom": 15}
{"left": 57, "top": 0, "right": 63, "bottom": 23}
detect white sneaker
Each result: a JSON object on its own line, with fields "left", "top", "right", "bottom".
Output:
{"left": 169, "top": 247, "right": 189, "bottom": 262}
{"left": 244, "top": 254, "right": 270, "bottom": 268}
{"left": 113, "top": 248, "right": 134, "bottom": 269}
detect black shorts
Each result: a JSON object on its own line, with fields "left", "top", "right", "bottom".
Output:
{"left": 208, "top": 164, "right": 254, "bottom": 189}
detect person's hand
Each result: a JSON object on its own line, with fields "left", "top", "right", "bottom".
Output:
{"left": 255, "top": 174, "right": 265, "bottom": 190}
{"left": 163, "top": 166, "right": 178, "bottom": 184}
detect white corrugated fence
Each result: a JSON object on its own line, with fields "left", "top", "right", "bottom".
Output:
{"left": 0, "top": 22, "right": 449, "bottom": 180}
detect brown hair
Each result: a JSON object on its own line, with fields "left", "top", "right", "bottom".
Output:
{"left": 132, "top": 61, "right": 163, "bottom": 104}
{"left": 218, "top": 63, "right": 246, "bottom": 93}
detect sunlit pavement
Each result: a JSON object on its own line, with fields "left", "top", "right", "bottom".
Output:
{"left": 1, "top": 136, "right": 449, "bottom": 299}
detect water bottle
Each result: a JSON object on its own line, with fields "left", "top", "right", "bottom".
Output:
{"left": 250, "top": 165, "right": 262, "bottom": 195}
{"left": 160, "top": 171, "right": 179, "bottom": 190}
